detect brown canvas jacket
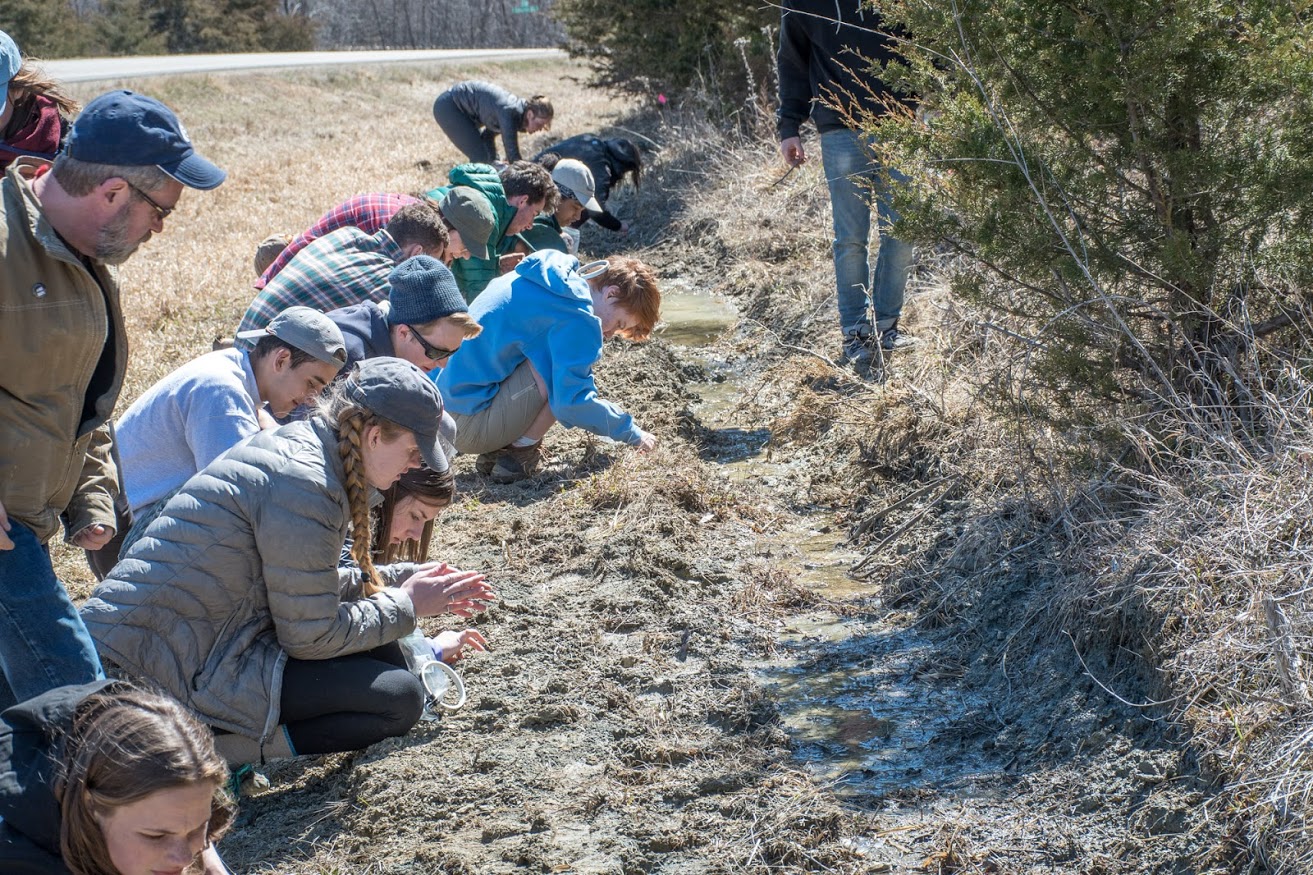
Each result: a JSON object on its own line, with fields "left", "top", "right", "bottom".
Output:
{"left": 0, "top": 159, "right": 124, "bottom": 544}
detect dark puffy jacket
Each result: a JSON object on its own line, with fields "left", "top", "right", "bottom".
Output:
{"left": 0, "top": 680, "right": 120, "bottom": 874}
{"left": 775, "top": 0, "right": 913, "bottom": 140}
{"left": 534, "top": 135, "right": 636, "bottom": 231}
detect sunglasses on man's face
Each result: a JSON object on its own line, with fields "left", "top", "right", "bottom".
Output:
{"left": 405, "top": 325, "right": 457, "bottom": 362}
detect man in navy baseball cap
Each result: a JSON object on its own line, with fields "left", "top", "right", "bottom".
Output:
{"left": 0, "top": 88, "right": 226, "bottom": 713}
{"left": 64, "top": 89, "right": 225, "bottom": 190}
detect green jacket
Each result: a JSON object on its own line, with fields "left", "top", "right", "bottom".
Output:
{"left": 0, "top": 160, "right": 123, "bottom": 544}
{"left": 517, "top": 214, "right": 570, "bottom": 255}
{"left": 427, "top": 162, "right": 516, "bottom": 301}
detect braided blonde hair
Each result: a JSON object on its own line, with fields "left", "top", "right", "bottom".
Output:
{"left": 315, "top": 385, "right": 408, "bottom": 597}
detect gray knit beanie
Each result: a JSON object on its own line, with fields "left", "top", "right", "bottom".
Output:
{"left": 387, "top": 255, "right": 466, "bottom": 325}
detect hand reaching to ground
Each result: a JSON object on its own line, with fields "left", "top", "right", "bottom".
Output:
{"left": 402, "top": 562, "right": 497, "bottom": 618}
{"left": 433, "top": 629, "right": 489, "bottom": 663}
{"left": 635, "top": 429, "right": 657, "bottom": 452}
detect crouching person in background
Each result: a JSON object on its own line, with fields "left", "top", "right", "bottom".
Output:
{"left": 81, "top": 358, "right": 496, "bottom": 766}
{"left": 438, "top": 250, "right": 661, "bottom": 482}
{"left": 0, "top": 680, "right": 235, "bottom": 875}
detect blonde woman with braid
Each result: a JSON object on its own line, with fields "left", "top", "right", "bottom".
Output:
{"left": 80, "top": 358, "right": 495, "bottom": 765}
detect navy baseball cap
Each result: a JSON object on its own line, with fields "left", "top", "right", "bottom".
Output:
{"left": 64, "top": 90, "right": 226, "bottom": 191}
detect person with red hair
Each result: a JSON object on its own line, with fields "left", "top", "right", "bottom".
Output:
{"left": 438, "top": 250, "right": 661, "bottom": 482}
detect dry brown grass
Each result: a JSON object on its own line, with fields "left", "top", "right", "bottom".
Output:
{"left": 657, "top": 70, "right": 1313, "bottom": 871}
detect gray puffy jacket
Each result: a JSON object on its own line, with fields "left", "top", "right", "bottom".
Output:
{"left": 80, "top": 418, "right": 418, "bottom": 741}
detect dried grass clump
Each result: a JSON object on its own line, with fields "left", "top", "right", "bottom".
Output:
{"left": 1081, "top": 428, "right": 1313, "bottom": 871}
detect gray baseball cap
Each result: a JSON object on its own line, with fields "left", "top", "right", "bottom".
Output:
{"left": 342, "top": 357, "right": 452, "bottom": 473}
{"left": 551, "top": 159, "right": 603, "bottom": 212}
{"left": 440, "top": 186, "right": 496, "bottom": 260}
{"left": 235, "top": 306, "right": 347, "bottom": 368}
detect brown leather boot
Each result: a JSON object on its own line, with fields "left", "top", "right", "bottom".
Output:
{"left": 490, "top": 441, "right": 547, "bottom": 483}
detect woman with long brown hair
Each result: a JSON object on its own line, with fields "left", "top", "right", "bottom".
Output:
{"left": 81, "top": 358, "right": 495, "bottom": 766}
{"left": 0, "top": 30, "right": 78, "bottom": 169}
{"left": 371, "top": 466, "right": 489, "bottom": 662}
{"left": 0, "top": 681, "right": 235, "bottom": 874}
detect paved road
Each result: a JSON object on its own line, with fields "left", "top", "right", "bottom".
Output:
{"left": 45, "top": 48, "right": 565, "bottom": 83}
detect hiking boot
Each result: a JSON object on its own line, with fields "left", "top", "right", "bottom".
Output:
{"left": 225, "top": 763, "right": 270, "bottom": 799}
{"left": 489, "top": 441, "right": 547, "bottom": 483}
{"left": 841, "top": 328, "right": 876, "bottom": 368}
{"left": 475, "top": 452, "right": 498, "bottom": 475}
{"left": 879, "top": 321, "right": 919, "bottom": 351}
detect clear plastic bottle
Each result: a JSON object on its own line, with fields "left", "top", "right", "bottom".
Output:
{"left": 397, "top": 630, "right": 466, "bottom": 720}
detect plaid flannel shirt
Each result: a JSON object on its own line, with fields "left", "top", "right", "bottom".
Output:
{"left": 254, "top": 193, "right": 418, "bottom": 290}
{"left": 236, "top": 226, "right": 404, "bottom": 339}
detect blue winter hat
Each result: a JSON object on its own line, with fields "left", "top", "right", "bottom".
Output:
{"left": 64, "top": 90, "right": 226, "bottom": 190}
{"left": 0, "top": 31, "right": 21, "bottom": 118}
{"left": 387, "top": 255, "right": 467, "bottom": 326}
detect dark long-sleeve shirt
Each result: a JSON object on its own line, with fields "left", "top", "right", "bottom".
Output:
{"left": 775, "top": 0, "right": 912, "bottom": 140}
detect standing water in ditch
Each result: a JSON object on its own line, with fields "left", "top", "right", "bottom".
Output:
{"left": 661, "top": 285, "right": 1001, "bottom": 804}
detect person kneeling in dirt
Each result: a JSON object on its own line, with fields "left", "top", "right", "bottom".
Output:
{"left": 80, "top": 358, "right": 496, "bottom": 766}
{"left": 370, "top": 465, "right": 489, "bottom": 663}
{"left": 437, "top": 250, "right": 661, "bottom": 482}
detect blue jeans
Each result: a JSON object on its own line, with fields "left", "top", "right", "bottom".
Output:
{"left": 820, "top": 127, "right": 914, "bottom": 335}
{"left": 0, "top": 521, "right": 104, "bottom": 709}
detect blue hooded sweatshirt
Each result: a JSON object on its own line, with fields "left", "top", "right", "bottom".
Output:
{"left": 437, "top": 250, "right": 641, "bottom": 445}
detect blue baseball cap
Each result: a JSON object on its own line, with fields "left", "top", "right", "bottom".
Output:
{"left": 64, "top": 90, "right": 226, "bottom": 191}
{"left": 0, "top": 31, "right": 22, "bottom": 118}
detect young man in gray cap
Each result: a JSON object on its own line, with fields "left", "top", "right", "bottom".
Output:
{"left": 517, "top": 157, "right": 602, "bottom": 255}
{"left": 0, "top": 89, "right": 224, "bottom": 709}
{"left": 109, "top": 306, "right": 348, "bottom": 554}
{"left": 326, "top": 254, "right": 482, "bottom": 374}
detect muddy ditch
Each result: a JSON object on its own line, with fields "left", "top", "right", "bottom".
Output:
{"left": 216, "top": 268, "right": 1251, "bottom": 874}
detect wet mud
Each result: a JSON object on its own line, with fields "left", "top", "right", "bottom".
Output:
{"left": 215, "top": 256, "right": 1247, "bottom": 874}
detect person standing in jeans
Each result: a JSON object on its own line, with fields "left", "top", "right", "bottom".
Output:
{"left": 776, "top": 0, "right": 917, "bottom": 367}
{"left": 0, "top": 90, "right": 225, "bottom": 713}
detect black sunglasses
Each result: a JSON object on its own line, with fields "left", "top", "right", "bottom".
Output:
{"left": 125, "top": 181, "right": 174, "bottom": 221}
{"left": 405, "top": 325, "right": 457, "bottom": 362}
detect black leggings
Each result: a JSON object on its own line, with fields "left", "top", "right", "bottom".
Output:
{"left": 279, "top": 643, "right": 424, "bottom": 755}
{"left": 432, "top": 92, "right": 497, "bottom": 163}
